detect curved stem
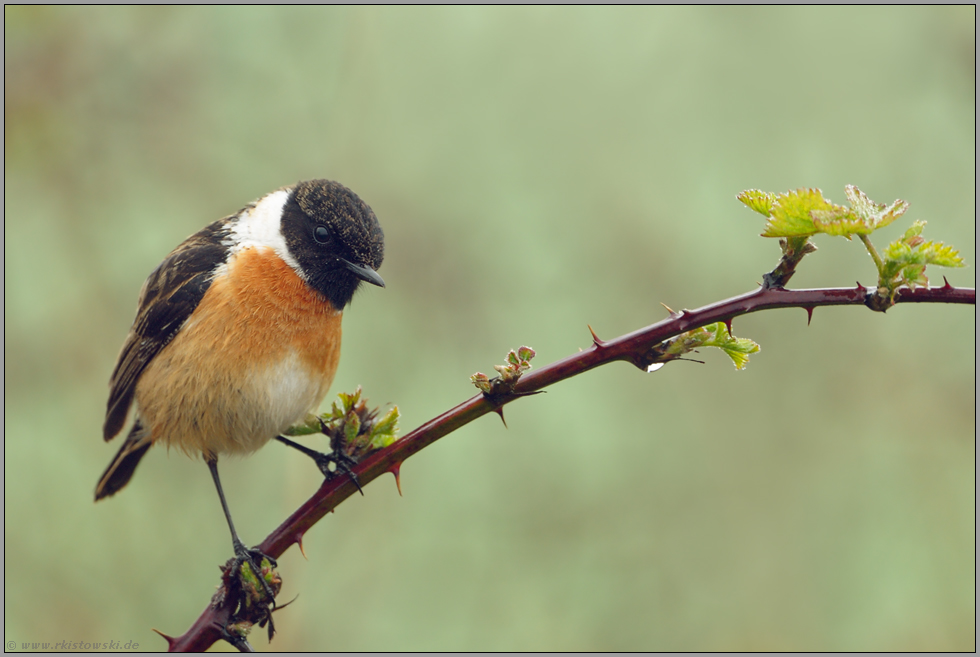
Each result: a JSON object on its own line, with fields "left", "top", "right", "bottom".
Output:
{"left": 859, "top": 234, "right": 884, "bottom": 274}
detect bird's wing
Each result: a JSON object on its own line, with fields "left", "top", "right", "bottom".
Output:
{"left": 103, "top": 219, "right": 231, "bottom": 441}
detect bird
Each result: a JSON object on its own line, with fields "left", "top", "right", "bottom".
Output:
{"left": 95, "top": 179, "right": 385, "bottom": 577}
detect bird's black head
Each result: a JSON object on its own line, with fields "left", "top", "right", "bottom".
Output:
{"left": 281, "top": 180, "right": 385, "bottom": 309}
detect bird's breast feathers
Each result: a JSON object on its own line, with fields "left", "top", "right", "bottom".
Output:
{"left": 135, "top": 245, "right": 343, "bottom": 456}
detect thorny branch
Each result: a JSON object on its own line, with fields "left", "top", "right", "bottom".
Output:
{"left": 163, "top": 279, "right": 973, "bottom": 652}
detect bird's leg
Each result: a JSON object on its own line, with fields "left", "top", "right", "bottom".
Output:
{"left": 274, "top": 435, "right": 363, "bottom": 495}
{"left": 206, "top": 455, "right": 278, "bottom": 606}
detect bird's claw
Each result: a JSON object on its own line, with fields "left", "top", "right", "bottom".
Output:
{"left": 314, "top": 451, "right": 363, "bottom": 495}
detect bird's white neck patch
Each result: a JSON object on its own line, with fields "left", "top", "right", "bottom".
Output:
{"left": 226, "top": 188, "right": 303, "bottom": 276}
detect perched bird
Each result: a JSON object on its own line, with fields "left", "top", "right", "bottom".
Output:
{"left": 96, "top": 179, "right": 385, "bottom": 571}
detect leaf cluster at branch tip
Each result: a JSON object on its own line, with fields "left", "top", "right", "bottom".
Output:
{"left": 471, "top": 346, "right": 536, "bottom": 394}
{"left": 738, "top": 184, "right": 966, "bottom": 305}
{"left": 738, "top": 185, "right": 908, "bottom": 239}
{"left": 880, "top": 220, "right": 965, "bottom": 294}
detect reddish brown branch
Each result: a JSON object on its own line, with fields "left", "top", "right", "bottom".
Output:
{"left": 167, "top": 282, "right": 974, "bottom": 651}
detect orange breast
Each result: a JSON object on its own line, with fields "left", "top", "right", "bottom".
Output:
{"left": 135, "top": 246, "right": 343, "bottom": 457}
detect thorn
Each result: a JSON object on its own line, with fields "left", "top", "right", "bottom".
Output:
{"left": 295, "top": 532, "right": 307, "bottom": 559}
{"left": 723, "top": 318, "right": 734, "bottom": 336}
{"left": 660, "top": 302, "right": 675, "bottom": 314}
{"left": 512, "top": 389, "right": 546, "bottom": 398}
{"left": 943, "top": 275, "right": 952, "bottom": 289}
{"left": 587, "top": 324, "right": 605, "bottom": 347}
{"left": 493, "top": 406, "right": 508, "bottom": 428}
{"left": 855, "top": 281, "right": 866, "bottom": 292}
{"left": 388, "top": 462, "right": 403, "bottom": 496}
{"left": 152, "top": 629, "right": 177, "bottom": 651}
{"left": 804, "top": 306, "right": 814, "bottom": 326}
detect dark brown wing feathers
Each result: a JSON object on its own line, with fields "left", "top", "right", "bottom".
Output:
{"left": 102, "top": 220, "right": 230, "bottom": 442}
{"left": 95, "top": 420, "right": 153, "bottom": 500}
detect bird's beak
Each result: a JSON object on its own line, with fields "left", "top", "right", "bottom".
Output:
{"left": 342, "top": 259, "right": 385, "bottom": 288}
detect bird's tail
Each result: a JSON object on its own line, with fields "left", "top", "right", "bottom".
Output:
{"left": 95, "top": 421, "right": 152, "bottom": 501}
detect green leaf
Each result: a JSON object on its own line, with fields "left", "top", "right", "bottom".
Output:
{"left": 372, "top": 406, "right": 400, "bottom": 438}
{"left": 882, "top": 242, "right": 914, "bottom": 265}
{"left": 335, "top": 387, "right": 362, "bottom": 416}
{"left": 700, "top": 322, "right": 761, "bottom": 370}
{"left": 879, "top": 220, "right": 965, "bottom": 293}
{"left": 283, "top": 413, "right": 323, "bottom": 436}
{"left": 369, "top": 406, "right": 400, "bottom": 450}
{"left": 737, "top": 189, "right": 776, "bottom": 216}
{"left": 901, "top": 263, "right": 929, "bottom": 288}
{"left": 917, "top": 241, "right": 966, "bottom": 268}
{"left": 719, "top": 338, "right": 761, "bottom": 370}
{"left": 661, "top": 322, "right": 760, "bottom": 370}
{"left": 901, "top": 221, "right": 925, "bottom": 240}
{"left": 344, "top": 411, "right": 361, "bottom": 445}
{"left": 810, "top": 207, "right": 867, "bottom": 237}
{"left": 473, "top": 345, "right": 536, "bottom": 391}
{"left": 741, "top": 185, "right": 910, "bottom": 239}
{"left": 470, "top": 372, "right": 492, "bottom": 393}
{"left": 810, "top": 186, "right": 908, "bottom": 238}
{"left": 845, "top": 184, "right": 908, "bottom": 231}
{"left": 763, "top": 188, "right": 838, "bottom": 237}
{"left": 883, "top": 221, "right": 965, "bottom": 269}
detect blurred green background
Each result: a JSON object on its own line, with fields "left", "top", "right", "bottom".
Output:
{"left": 4, "top": 6, "right": 975, "bottom": 652}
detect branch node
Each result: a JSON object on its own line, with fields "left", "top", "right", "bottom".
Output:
{"left": 471, "top": 346, "right": 537, "bottom": 398}
{"left": 864, "top": 286, "right": 894, "bottom": 313}
{"left": 761, "top": 272, "right": 783, "bottom": 290}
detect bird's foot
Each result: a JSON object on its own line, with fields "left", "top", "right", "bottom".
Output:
{"left": 275, "top": 435, "right": 364, "bottom": 495}
{"left": 213, "top": 542, "right": 282, "bottom": 647}
{"left": 230, "top": 541, "right": 278, "bottom": 606}
{"left": 312, "top": 450, "right": 363, "bottom": 495}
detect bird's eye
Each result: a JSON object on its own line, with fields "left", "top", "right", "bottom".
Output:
{"left": 314, "top": 226, "right": 330, "bottom": 244}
